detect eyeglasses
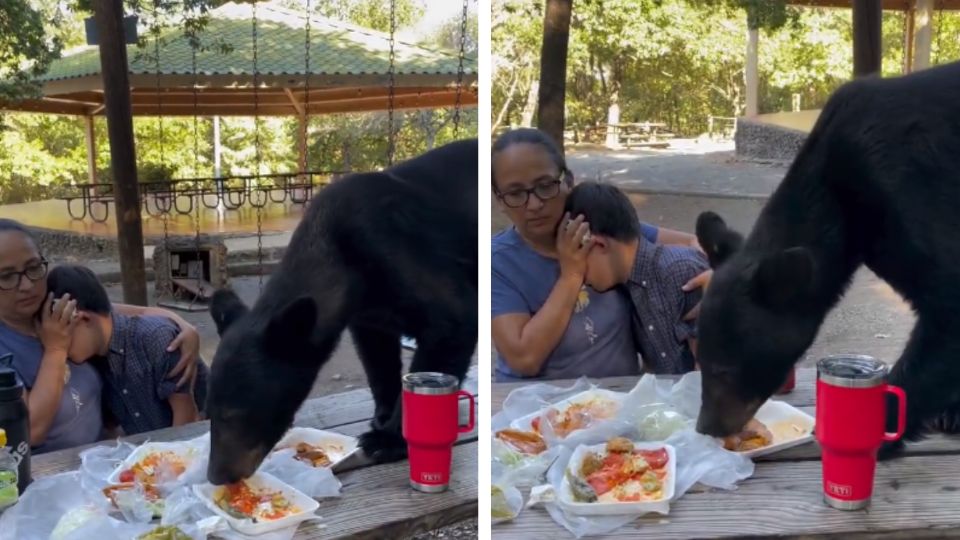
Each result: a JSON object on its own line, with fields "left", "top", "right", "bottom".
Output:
{"left": 0, "top": 259, "right": 48, "bottom": 291}
{"left": 496, "top": 170, "right": 567, "bottom": 209}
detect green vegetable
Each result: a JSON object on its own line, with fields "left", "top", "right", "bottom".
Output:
{"left": 491, "top": 486, "right": 515, "bottom": 520}
{"left": 565, "top": 470, "right": 598, "bottom": 503}
{"left": 0, "top": 470, "right": 17, "bottom": 507}
{"left": 137, "top": 525, "right": 192, "bottom": 540}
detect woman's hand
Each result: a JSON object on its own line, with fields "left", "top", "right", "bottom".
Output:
{"left": 682, "top": 269, "right": 713, "bottom": 321}
{"left": 165, "top": 318, "right": 200, "bottom": 389}
{"left": 556, "top": 212, "right": 592, "bottom": 283}
{"left": 35, "top": 293, "right": 77, "bottom": 356}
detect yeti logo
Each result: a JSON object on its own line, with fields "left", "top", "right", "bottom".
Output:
{"left": 421, "top": 472, "right": 442, "bottom": 483}
{"left": 826, "top": 482, "right": 852, "bottom": 497}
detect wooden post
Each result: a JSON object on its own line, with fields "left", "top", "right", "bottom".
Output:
{"left": 914, "top": 0, "right": 934, "bottom": 70}
{"left": 904, "top": 7, "right": 916, "bottom": 73}
{"left": 92, "top": 0, "right": 148, "bottom": 305}
{"left": 853, "top": 0, "right": 883, "bottom": 77}
{"left": 745, "top": 25, "right": 759, "bottom": 117}
{"left": 536, "top": 0, "right": 573, "bottom": 154}
{"left": 83, "top": 115, "right": 97, "bottom": 186}
{"left": 297, "top": 113, "right": 307, "bottom": 173}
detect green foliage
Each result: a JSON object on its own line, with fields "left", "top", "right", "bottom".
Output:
{"left": 0, "top": 0, "right": 475, "bottom": 204}
{"left": 492, "top": 0, "right": 960, "bottom": 138}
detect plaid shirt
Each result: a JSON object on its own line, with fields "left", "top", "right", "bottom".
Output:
{"left": 99, "top": 313, "right": 208, "bottom": 435}
{"left": 624, "top": 238, "right": 709, "bottom": 374}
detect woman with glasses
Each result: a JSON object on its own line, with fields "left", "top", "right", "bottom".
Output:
{"left": 491, "top": 128, "right": 710, "bottom": 382}
{"left": 0, "top": 219, "right": 201, "bottom": 452}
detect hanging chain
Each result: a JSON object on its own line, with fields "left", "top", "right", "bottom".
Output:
{"left": 189, "top": 38, "right": 203, "bottom": 309}
{"left": 253, "top": 0, "right": 264, "bottom": 291}
{"left": 303, "top": 0, "right": 311, "bottom": 179}
{"left": 386, "top": 0, "right": 397, "bottom": 167}
{"left": 452, "top": 0, "right": 469, "bottom": 136}
{"left": 153, "top": 0, "right": 173, "bottom": 305}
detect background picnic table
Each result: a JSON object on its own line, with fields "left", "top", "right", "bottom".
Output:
{"left": 29, "top": 366, "right": 479, "bottom": 540}
{"left": 492, "top": 368, "right": 960, "bottom": 539}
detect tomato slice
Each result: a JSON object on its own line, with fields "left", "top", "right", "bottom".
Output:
{"left": 586, "top": 469, "right": 619, "bottom": 496}
{"left": 119, "top": 470, "right": 135, "bottom": 483}
{"left": 635, "top": 448, "right": 668, "bottom": 469}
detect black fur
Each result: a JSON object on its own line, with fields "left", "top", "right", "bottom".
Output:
{"left": 692, "top": 61, "right": 960, "bottom": 459}
{"left": 205, "top": 139, "right": 478, "bottom": 484}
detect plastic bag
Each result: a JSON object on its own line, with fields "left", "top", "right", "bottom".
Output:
{"left": 491, "top": 482, "right": 524, "bottom": 525}
{"left": 259, "top": 449, "right": 342, "bottom": 499}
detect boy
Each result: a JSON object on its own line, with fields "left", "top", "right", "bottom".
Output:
{"left": 564, "top": 182, "right": 709, "bottom": 374}
{"left": 46, "top": 265, "right": 207, "bottom": 435}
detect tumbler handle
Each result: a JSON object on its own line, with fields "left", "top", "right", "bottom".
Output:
{"left": 883, "top": 384, "right": 907, "bottom": 442}
{"left": 457, "top": 390, "right": 475, "bottom": 434}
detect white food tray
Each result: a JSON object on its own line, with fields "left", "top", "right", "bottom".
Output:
{"left": 273, "top": 427, "right": 359, "bottom": 467}
{"left": 193, "top": 472, "right": 319, "bottom": 536}
{"left": 107, "top": 441, "right": 201, "bottom": 485}
{"left": 733, "top": 400, "right": 816, "bottom": 458}
{"left": 559, "top": 441, "right": 677, "bottom": 516}
{"left": 510, "top": 389, "right": 626, "bottom": 437}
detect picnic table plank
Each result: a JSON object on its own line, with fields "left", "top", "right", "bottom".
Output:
{"left": 493, "top": 453, "right": 960, "bottom": 539}
{"left": 492, "top": 367, "right": 960, "bottom": 538}
{"left": 28, "top": 366, "right": 479, "bottom": 539}
{"left": 301, "top": 443, "right": 478, "bottom": 540}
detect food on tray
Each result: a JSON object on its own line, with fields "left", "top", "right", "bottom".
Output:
{"left": 722, "top": 418, "right": 774, "bottom": 452}
{"left": 138, "top": 525, "right": 192, "bottom": 540}
{"left": 117, "top": 450, "right": 188, "bottom": 484}
{"left": 214, "top": 480, "right": 301, "bottom": 523}
{"left": 491, "top": 485, "right": 516, "bottom": 519}
{"left": 530, "top": 397, "right": 619, "bottom": 438}
{"left": 290, "top": 442, "right": 333, "bottom": 467}
{"left": 568, "top": 438, "right": 670, "bottom": 503}
{"left": 495, "top": 429, "right": 547, "bottom": 455}
{"left": 103, "top": 483, "right": 165, "bottom": 517}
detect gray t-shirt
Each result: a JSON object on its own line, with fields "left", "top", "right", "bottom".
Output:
{"left": 0, "top": 321, "right": 103, "bottom": 454}
{"left": 491, "top": 225, "right": 658, "bottom": 382}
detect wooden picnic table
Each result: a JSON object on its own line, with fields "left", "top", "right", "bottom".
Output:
{"left": 29, "top": 366, "right": 479, "bottom": 539}
{"left": 492, "top": 368, "right": 960, "bottom": 539}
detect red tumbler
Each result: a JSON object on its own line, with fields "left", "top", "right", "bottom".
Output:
{"left": 775, "top": 366, "right": 797, "bottom": 395}
{"left": 402, "top": 372, "right": 475, "bottom": 493}
{"left": 816, "top": 355, "right": 906, "bottom": 510}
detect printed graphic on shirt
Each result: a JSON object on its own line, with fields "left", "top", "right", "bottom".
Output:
{"left": 575, "top": 286, "right": 590, "bottom": 313}
{"left": 584, "top": 315, "right": 598, "bottom": 345}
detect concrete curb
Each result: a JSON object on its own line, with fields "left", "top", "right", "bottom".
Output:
{"left": 616, "top": 185, "right": 773, "bottom": 201}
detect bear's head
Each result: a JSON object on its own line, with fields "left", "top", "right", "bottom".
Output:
{"left": 205, "top": 289, "right": 319, "bottom": 485}
{"left": 694, "top": 211, "right": 821, "bottom": 438}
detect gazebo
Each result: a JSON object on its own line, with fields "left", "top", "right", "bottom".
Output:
{"left": 0, "top": 2, "right": 478, "bottom": 183}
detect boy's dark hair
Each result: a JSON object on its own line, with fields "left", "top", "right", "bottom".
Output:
{"left": 563, "top": 182, "right": 641, "bottom": 242}
{"left": 491, "top": 128, "right": 571, "bottom": 191}
{"left": 47, "top": 264, "right": 112, "bottom": 315}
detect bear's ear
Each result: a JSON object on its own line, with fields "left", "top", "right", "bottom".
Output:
{"left": 210, "top": 289, "right": 248, "bottom": 336}
{"left": 751, "top": 247, "right": 815, "bottom": 308}
{"left": 696, "top": 211, "right": 743, "bottom": 268}
{"left": 264, "top": 296, "right": 318, "bottom": 354}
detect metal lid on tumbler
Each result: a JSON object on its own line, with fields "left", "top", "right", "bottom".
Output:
{"left": 402, "top": 372, "right": 459, "bottom": 395}
{"left": 817, "top": 355, "right": 887, "bottom": 389}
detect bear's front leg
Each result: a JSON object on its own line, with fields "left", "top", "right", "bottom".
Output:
{"left": 358, "top": 393, "right": 408, "bottom": 464}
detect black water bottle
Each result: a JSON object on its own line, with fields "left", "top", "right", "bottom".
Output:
{"left": 0, "top": 361, "right": 31, "bottom": 494}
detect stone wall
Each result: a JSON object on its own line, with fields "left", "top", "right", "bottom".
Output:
{"left": 735, "top": 118, "right": 807, "bottom": 163}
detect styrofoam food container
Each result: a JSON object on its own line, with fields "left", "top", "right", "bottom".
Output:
{"left": 107, "top": 441, "right": 201, "bottom": 485}
{"left": 193, "top": 472, "right": 320, "bottom": 536}
{"left": 510, "top": 389, "right": 626, "bottom": 437}
{"left": 558, "top": 441, "right": 677, "bottom": 516}
{"left": 733, "top": 400, "right": 816, "bottom": 458}
{"left": 272, "top": 427, "right": 359, "bottom": 467}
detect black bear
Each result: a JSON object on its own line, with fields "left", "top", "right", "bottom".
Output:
{"left": 205, "top": 139, "right": 478, "bottom": 484}
{"left": 692, "top": 60, "right": 960, "bottom": 459}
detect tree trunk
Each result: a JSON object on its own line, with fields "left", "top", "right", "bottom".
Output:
{"left": 853, "top": 0, "right": 883, "bottom": 77}
{"left": 92, "top": 0, "right": 147, "bottom": 305}
{"left": 492, "top": 71, "right": 520, "bottom": 133}
{"left": 521, "top": 78, "right": 539, "bottom": 127}
{"left": 536, "top": 0, "right": 573, "bottom": 153}
{"left": 604, "top": 82, "right": 621, "bottom": 149}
